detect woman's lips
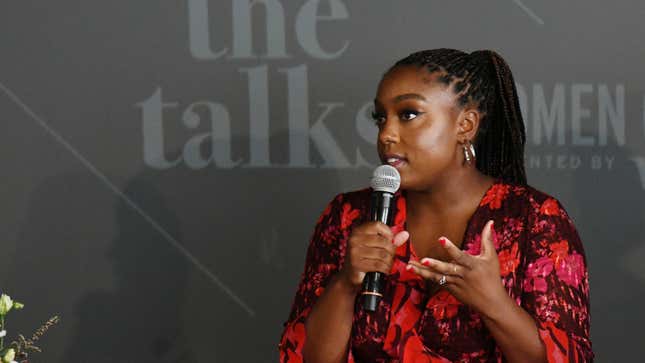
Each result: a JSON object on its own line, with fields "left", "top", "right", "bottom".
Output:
{"left": 385, "top": 157, "right": 407, "bottom": 168}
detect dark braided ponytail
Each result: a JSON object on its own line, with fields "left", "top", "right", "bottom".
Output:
{"left": 388, "top": 48, "right": 527, "bottom": 185}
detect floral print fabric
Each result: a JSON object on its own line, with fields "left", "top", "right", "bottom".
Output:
{"left": 279, "top": 181, "right": 593, "bottom": 362}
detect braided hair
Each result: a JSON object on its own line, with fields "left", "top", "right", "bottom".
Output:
{"left": 388, "top": 48, "right": 527, "bottom": 185}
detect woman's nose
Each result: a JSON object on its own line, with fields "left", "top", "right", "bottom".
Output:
{"left": 378, "top": 119, "right": 400, "bottom": 144}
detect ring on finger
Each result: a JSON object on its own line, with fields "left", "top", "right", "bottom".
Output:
{"left": 438, "top": 275, "right": 447, "bottom": 286}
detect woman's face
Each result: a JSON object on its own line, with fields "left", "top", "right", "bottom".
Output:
{"left": 373, "top": 65, "right": 466, "bottom": 191}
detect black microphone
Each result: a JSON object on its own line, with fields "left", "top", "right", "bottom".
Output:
{"left": 361, "top": 165, "right": 401, "bottom": 311}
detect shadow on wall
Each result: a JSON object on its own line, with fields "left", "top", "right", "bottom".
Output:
{"left": 157, "top": 131, "right": 347, "bottom": 362}
{"left": 9, "top": 172, "right": 196, "bottom": 362}
{"left": 11, "top": 129, "right": 348, "bottom": 362}
{"left": 60, "top": 176, "right": 197, "bottom": 362}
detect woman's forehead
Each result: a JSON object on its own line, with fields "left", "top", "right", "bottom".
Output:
{"left": 375, "top": 66, "right": 457, "bottom": 107}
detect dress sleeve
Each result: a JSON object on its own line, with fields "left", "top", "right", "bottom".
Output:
{"left": 521, "top": 197, "right": 593, "bottom": 362}
{"left": 278, "top": 194, "right": 358, "bottom": 363}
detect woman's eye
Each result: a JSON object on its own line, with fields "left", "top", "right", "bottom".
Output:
{"left": 370, "top": 110, "right": 386, "bottom": 125}
{"left": 370, "top": 109, "right": 423, "bottom": 126}
{"left": 400, "top": 109, "right": 421, "bottom": 121}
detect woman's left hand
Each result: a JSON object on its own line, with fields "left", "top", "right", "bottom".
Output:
{"left": 406, "top": 220, "right": 509, "bottom": 317}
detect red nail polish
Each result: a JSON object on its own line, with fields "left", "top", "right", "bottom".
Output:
{"left": 439, "top": 238, "right": 446, "bottom": 247}
{"left": 422, "top": 259, "right": 431, "bottom": 266}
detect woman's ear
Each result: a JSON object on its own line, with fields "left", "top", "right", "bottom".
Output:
{"left": 456, "top": 108, "right": 481, "bottom": 142}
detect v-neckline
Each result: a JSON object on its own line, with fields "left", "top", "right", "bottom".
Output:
{"left": 397, "top": 178, "right": 501, "bottom": 261}
{"left": 387, "top": 178, "right": 501, "bottom": 297}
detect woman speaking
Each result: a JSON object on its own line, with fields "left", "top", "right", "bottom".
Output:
{"left": 278, "top": 49, "right": 593, "bottom": 362}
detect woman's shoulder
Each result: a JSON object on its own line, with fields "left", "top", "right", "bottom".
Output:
{"left": 484, "top": 181, "right": 587, "bottom": 269}
{"left": 488, "top": 179, "right": 569, "bottom": 214}
{"left": 326, "top": 187, "right": 373, "bottom": 209}
{"left": 313, "top": 188, "right": 371, "bottom": 226}
{"left": 489, "top": 180, "right": 581, "bottom": 240}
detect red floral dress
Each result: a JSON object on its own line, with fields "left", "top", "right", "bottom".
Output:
{"left": 279, "top": 181, "right": 593, "bottom": 362}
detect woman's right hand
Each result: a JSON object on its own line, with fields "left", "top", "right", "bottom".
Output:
{"left": 337, "top": 222, "right": 410, "bottom": 289}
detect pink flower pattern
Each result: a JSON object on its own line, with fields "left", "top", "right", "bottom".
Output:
{"left": 524, "top": 256, "right": 554, "bottom": 293}
{"left": 279, "top": 181, "right": 593, "bottom": 362}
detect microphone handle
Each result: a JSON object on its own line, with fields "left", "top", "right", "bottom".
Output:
{"left": 361, "top": 191, "right": 395, "bottom": 311}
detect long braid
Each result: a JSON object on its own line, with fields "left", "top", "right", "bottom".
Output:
{"left": 487, "top": 51, "right": 527, "bottom": 184}
{"left": 388, "top": 48, "right": 527, "bottom": 185}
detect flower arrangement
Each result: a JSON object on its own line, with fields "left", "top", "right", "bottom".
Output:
{"left": 0, "top": 293, "right": 60, "bottom": 363}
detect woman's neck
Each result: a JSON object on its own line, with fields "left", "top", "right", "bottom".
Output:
{"left": 405, "top": 168, "right": 495, "bottom": 220}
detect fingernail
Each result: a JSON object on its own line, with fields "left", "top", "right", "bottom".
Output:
{"left": 439, "top": 237, "right": 447, "bottom": 247}
{"left": 405, "top": 264, "right": 413, "bottom": 271}
{"left": 421, "top": 259, "right": 431, "bottom": 266}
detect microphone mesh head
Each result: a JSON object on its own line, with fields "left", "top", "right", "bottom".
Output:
{"left": 370, "top": 165, "right": 401, "bottom": 193}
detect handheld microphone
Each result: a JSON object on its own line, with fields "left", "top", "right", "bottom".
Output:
{"left": 361, "top": 165, "right": 401, "bottom": 311}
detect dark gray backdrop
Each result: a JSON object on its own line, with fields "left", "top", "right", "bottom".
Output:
{"left": 1, "top": 1, "right": 643, "bottom": 362}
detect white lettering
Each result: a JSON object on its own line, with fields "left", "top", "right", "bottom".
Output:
{"left": 604, "top": 155, "right": 615, "bottom": 170}
{"left": 631, "top": 157, "right": 645, "bottom": 190}
{"left": 182, "top": 101, "right": 241, "bottom": 168}
{"left": 532, "top": 83, "right": 565, "bottom": 145}
{"left": 598, "top": 84, "right": 625, "bottom": 146}
{"left": 280, "top": 64, "right": 352, "bottom": 168}
{"left": 240, "top": 65, "right": 271, "bottom": 167}
{"left": 188, "top": 0, "right": 228, "bottom": 60}
{"left": 231, "top": 0, "right": 289, "bottom": 59}
{"left": 137, "top": 87, "right": 182, "bottom": 169}
{"left": 295, "top": 0, "right": 350, "bottom": 59}
{"left": 571, "top": 84, "right": 595, "bottom": 146}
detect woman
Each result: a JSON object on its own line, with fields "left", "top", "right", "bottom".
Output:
{"left": 278, "top": 49, "right": 593, "bottom": 362}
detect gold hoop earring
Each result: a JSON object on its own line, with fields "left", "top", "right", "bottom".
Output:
{"left": 462, "top": 140, "right": 475, "bottom": 165}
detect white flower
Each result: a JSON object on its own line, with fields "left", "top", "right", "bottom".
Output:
{"left": 0, "top": 295, "right": 13, "bottom": 315}
{"left": 0, "top": 330, "right": 5, "bottom": 337}
{"left": 2, "top": 348, "right": 15, "bottom": 363}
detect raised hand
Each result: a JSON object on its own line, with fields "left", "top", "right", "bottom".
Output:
{"left": 406, "top": 220, "right": 508, "bottom": 316}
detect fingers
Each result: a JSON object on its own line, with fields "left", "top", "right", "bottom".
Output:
{"left": 352, "top": 231, "right": 407, "bottom": 267}
{"left": 406, "top": 261, "right": 456, "bottom": 286}
{"left": 351, "top": 222, "right": 407, "bottom": 251}
{"left": 420, "top": 258, "right": 464, "bottom": 277}
{"left": 354, "top": 243, "right": 394, "bottom": 261}
{"left": 438, "top": 236, "right": 473, "bottom": 269}
{"left": 356, "top": 257, "right": 392, "bottom": 274}
{"left": 353, "top": 221, "right": 394, "bottom": 240}
{"left": 353, "top": 232, "right": 394, "bottom": 249}
{"left": 346, "top": 222, "right": 409, "bottom": 277}
{"left": 479, "top": 220, "right": 496, "bottom": 258}
{"left": 392, "top": 230, "right": 410, "bottom": 247}
{"left": 345, "top": 245, "right": 393, "bottom": 275}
